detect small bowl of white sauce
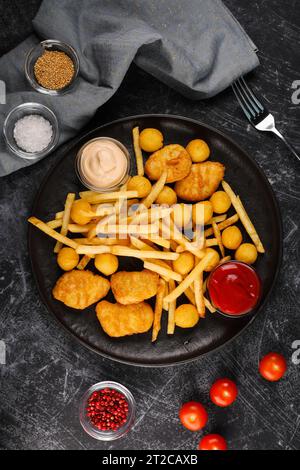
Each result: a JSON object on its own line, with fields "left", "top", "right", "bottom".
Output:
{"left": 3, "top": 102, "right": 59, "bottom": 160}
{"left": 75, "top": 137, "right": 131, "bottom": 192}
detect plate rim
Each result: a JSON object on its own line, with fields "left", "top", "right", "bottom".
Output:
{"left": 28, "top": 113, "right": 283, "bottom": 367}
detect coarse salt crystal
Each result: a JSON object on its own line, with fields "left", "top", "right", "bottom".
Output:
{"left": 13, "top": 114, "right": 53, "bottom": 153}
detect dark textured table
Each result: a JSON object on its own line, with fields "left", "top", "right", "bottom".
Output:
{"left": 0, "top": 0, "right": 299, "bottom": 451}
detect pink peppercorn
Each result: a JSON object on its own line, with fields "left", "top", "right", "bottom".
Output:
{"left": 86, "top": 388, "right": 129, "bottom": 431}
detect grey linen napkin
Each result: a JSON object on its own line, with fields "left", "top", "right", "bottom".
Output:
{"left": 0, "top": 0, "right": 259, "bottom": 176}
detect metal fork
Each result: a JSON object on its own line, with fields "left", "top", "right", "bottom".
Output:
{"left": 232, "top": 77, "right": 300, "bottom": 162}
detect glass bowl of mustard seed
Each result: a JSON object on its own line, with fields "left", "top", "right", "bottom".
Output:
{"left": 25, "top": 39, "right": 79, "bottom": 95}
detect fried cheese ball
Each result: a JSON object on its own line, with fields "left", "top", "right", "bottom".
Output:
{"left": 127, "top": 175, "right": 152, "bottom": 198}
{"left": 155, "top": 186, "right": 177, "bottom": 205}
{"left": 192, "top": 201, "right": 213, "bottom": 225}
{"left": 210, "top": 191, "right": 231, "bottom": 214}
{"left": 172, "top": 251, "right": 195, "bottom": 276}
{"left": 222, "top": 226, "right": 242, "bottom": 250}
{"left": 186, "top": 139, "right": 210, "bottom": 162}
{"left": 204, "top": 248, "right": 220, "bottom": 272}
{"left": 94, "top": 253, "right": 119, "bottom": 276}
{"left": 235, "top": 243, "right": 258, "bottom": 265}
{"left": 175, "top": 304, "right": 199, "bottom": 328}
{"left": 57, "top": 247, "right": 79, "bottom": 271}
{"left": 139, "top": 128, "right": 164, "bottom": 152}
{"left": 70, "top": 199, "right": 92, "bottom": 225}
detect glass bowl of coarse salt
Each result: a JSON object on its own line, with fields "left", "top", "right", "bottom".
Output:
{"left": 3, "top": 102, "right": 59, "bottom": 160}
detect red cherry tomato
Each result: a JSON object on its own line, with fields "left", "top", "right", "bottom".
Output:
{"left": 198, "top": 434, "right": 227, "bottom": 451}
{"left": 179, "top": 401, "right": 208, "bottom": 431}
{"left": 259, "top": 352, "right": 287, "bottom": 382}
{"left": 210, "top": 378, "right": 238, "bottom": 407}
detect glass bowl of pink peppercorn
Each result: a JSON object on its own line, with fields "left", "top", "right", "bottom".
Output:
{"left": 79, "top": 381, "right": 136, "bottom": 441}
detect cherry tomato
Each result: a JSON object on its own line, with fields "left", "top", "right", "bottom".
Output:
{"left": 198, "top": 434, "right": 227, "bottom": 451}
{"left": 210, "top": 378, "right": 238, "bottom": 407}
{"left": 179, "top": 401, "right": 208, "bottom": 431}
{"left": 259, "top": 352, "right": 287, "bottom": 382}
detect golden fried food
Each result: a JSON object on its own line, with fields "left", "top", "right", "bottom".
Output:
{"left": 175, "top": 162, "right": 225, "bottom": 202}
{"left": 57, "top": 247, "right": 79, "bottom": 271}
{"left": 203, "top": 248, "right": 220, "bottom": 272}
{"left": 172, "top": 252, "right": 195, "bottom": 276}
{"left": 222, "top": 226, "right": 242, "bottom": 250}
{"left": 53, "top": 270, "right": 110, "bottom": 309}
{"left": 139, "top": 128, "right": 164, "bottom": 152}
{"left": 111, "top": 269, "right": 159, "bottom": 305}
{"left": 155, "top": 186, "right": 177, "bottom": 205}
{"left": 235, "top": 243, "right": 258, "bottom": 264}
{"left": 186, "top": 139, "right": 210, "bottom": 162}
{"left": 127, "top": 175, "right": 152, "bottom": 198}
{"left": 210, "top": 191, "right": 231, "bottom": 214}
{"left": 96, "top": 300, "right": 154, "bottom": 337}
{"left": 70, "top": 199, "right": 93, "bottom": 225}
{"left": 94, "top": 253, "right": 119, "bottom": 276}
{"left": 175, "top": 304, "right": 199, "bottom": 328}
{"left": 145, "top": 144, "right": 192, "bottom": 183}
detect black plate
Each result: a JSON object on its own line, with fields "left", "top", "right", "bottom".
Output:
{"left": 28, "top": 115, "right": 282, "bottom": 367}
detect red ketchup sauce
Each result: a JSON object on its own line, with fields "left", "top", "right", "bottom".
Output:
{"left": 207, "top": 261, "right": 261, "bottom": 316}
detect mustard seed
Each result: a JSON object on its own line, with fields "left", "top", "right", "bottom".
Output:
{"left": 34, "top": 50, "right": 75, "bottom": 90}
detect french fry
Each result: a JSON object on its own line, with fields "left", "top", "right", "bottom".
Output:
{"left": 219, "top": 255, "right": 231, "bottom": 265}
{"left": 79, "top": 190, "right": 99, "bottom": 199}
{"left": 194, "top": 271, "right": 205, "bottom": 318}
{"left": 184, "top": 287, "right": 196, "bottom": 305}
{"left": 55, "top": 211, "right": 64, "bottom": 220}
{"left": 163, "top": 251, "right": 215, "bottom": 303}
{"left": 144, "top": 261, "right": 182, "bottom": 282}
{"left": 93, "top": 205, "right": 116, "bottom": 218}
{"left": 80, "top": 191, "right": 139, "bottom": 205}
{"left": 140, "top": 171, "right": 167, "bottom": 209}
{"left": 161, "top": 220, "right": 205, "bottom": 259}
{"left": 77, "top": 255, "right": 92, "bottom": 270}
{"left": 54, "top": 193, "right": 75, "bottom": 253}
{"left": 130, "top": 207, "right": 173, "bottom": 225}
{"left": 206, "top": 214, "right": 227, "bottom": 225}
{"left": 152, "top": 279, "right": 166, "bottom": 342}
{"left": 96, "top": 223, "right": 159, "bottom": 236}
{"left": 204, "top": 214, "right": 239, "bottom": 237}
{"left": 111, "top": 246, "right": 179, "bottom": 261}
{"left": 205, "top": 238, "right": 218, "bottom": 247}
{"left": 76, "top": 245, "right": 111, "bottom": 255}
{"left": 132, "top": 126, "right": 144, "bottom": 176}
{"left": 144, "top": 235, "right": 170, "bottom": 250}
{"left": 204, "top": 297, "right": 216, "bottom": 313}
{"left": 167, "top": 279, "right": 176, "bottom": 335}
{"left": 129, "top": 236, "right": 157, "bottom": 252}
{"left": 222, "top": 181, "right": 265, "bottom": 253}
{"left": 189, "top": 284, "right": 216, "bottom": 313}
{"left": 28, "top": 217, "right": 78, "bottom": 250}
{"left": 72, "top": 237, "right": 129, "bottom": 246}
{"left": 162, "top": 282, "right": 169, "bottom": 311}
{"left": 47, "top": 219, "right": 62, "bottom": 229}
{"left": 212, "top": 221, "right": 225, "bottom": 257}
{"left": 68, "top": 223, "right": 96, "bottom": 233}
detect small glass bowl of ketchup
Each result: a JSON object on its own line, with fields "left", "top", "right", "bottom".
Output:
{"left": 207, "top": 261, "right": 261, "bottom": 317}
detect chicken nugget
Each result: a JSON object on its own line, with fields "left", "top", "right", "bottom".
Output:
{"left": 175, "top": 162, "right": 225, "bottom": 202}
{"left": 96, "top": 301, "right": 154, "bottom": 337}
{"left": 145, "top": 144, "right": 192, "bottom": 183}
{"left": 111, "top": 269, "right": 159, "bottom": 305}
{"left": 53, "top": 270, "right": 110, "bottom": 309}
